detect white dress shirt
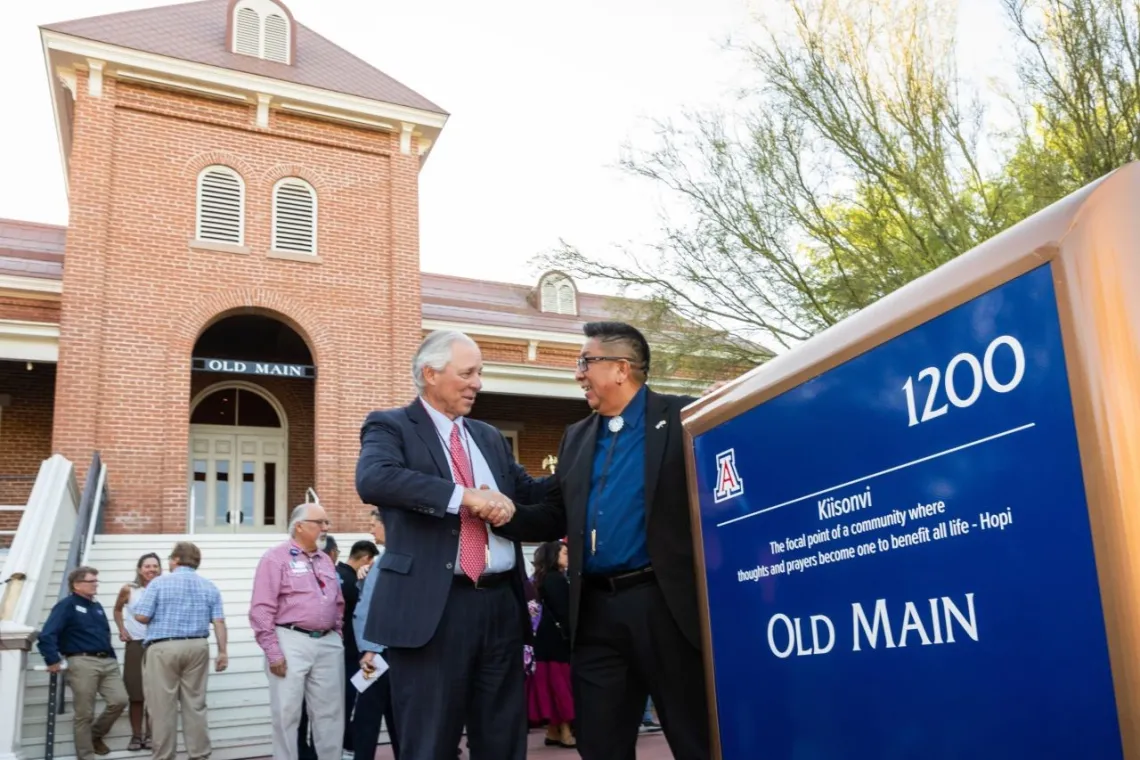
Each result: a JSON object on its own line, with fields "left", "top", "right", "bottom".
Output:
{"left": 420, "top": 398, "right": 516, "bottom": 574}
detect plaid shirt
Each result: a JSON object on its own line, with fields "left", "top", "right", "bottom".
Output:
{"left": 134, "top": 566, "right": 224, "bottom": 643}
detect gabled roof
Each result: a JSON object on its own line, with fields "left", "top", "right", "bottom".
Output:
{"left": 42, "top": 0, "right": 446, "bottom": 115}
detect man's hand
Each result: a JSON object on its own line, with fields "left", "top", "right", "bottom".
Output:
{"left": 357, "top": 563, "right": 371, "bottom": 581}
{"left": 360, "top": 651, "right": 376, "bottom": 672}
{"left": 47, "top": 662, "right": 62, "bottom": 674}
{"left": 268, "top": 658, "right": 287, "bottom": 678}
{"left": 215, "top": 652, "right": 229, "bottom": 672}
{"left": 465, "top": 486, "right": 515, "bottom": 527}
{"left": 118, "top": 628, "right": 131, "bottom": 643}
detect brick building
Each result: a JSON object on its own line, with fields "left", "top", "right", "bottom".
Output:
{"left": 0, "top": 0, "right": 705, "bottom": 540}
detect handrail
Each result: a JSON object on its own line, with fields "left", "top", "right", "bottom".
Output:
{"left": 45, "top": 452, "right": 106, "bottom": 760}
{"left": 305, "top": 487, "right": 319, "bottom": 505}
{"left": 0, "top": 474, "right": 36, "bottom": 547}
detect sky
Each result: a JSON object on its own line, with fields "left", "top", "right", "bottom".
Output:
{"left": 0, "top": 0, "right": 1009, "bottom": 288}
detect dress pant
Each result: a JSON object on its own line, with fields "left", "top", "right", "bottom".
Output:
{"left": 386, "top": 579, "right": 526, "bottom": 760}
{"left": 353, "top": 670, "right": 400, "bottom": 759}
{"left": 572, "top": 579, "right": 710, "bottom": 760}
{"left": 143, "top": 638, "right": 212, "bottom": 760}
{"left": 268, "top": 626, "right": 346, "bottom": 760}
{"left": 67, "top": 655, "right": 129, "bottom": 760}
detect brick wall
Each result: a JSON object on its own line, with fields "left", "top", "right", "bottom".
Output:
{"left": 0, "top": 360, "right": 55, "bottom": 542}
{"left": 0, "top": 297, "right": 61, "bottom": 323}
{"left": 53, "top": 72, "right": 424, "bottom": 534}
{"left": 468, "top": 392, "right": 589, "bottom": 476}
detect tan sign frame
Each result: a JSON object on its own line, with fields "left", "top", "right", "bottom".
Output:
{"left": 681, "top": 163, "right": 1140, "bottom": 759}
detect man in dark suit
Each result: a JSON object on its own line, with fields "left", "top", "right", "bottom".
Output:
{"left": 355, "top": 329, "right": 549, "bottom": 760}
{"left": 498, "top": 321, "right": 711, "bottom": 760}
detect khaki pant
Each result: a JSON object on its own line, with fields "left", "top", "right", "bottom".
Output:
{"left": 143, "top": 638, "right": 211, "bottom": 760}
{"left": 67, "top": 655, "right": 128, "bottom": 760}
{"left": 267, "top": 626, "right": 345, "bottom": 760}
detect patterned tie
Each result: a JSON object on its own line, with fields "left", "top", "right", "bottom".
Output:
{"left": 449, "top": 423, "right": 487, "bottom": 581}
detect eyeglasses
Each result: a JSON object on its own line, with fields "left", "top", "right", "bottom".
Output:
{"left": 76, "top": 579, "right": 98, "bottom": 585}
{"left": 576, "top": 356, "right": 636, "bottom": 372}
{"left": 302, "top": 519, "right": 332, "bottom": 527}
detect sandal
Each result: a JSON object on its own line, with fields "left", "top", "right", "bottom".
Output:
{"left": 142, "top": 735, "right": 153, "bottom": 750}
{"left": 128, "top": 737, "right": 143, "bottom": 751}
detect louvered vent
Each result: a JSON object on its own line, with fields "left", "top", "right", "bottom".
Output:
{"left": 541, "top": 281, "right": 558, "bottom": 312}
{"left": 197, "top": 168, "right": 243, "bottom": 245}
{"left": 234, "top": 8, "right": 260, "bottom": 57}
{"left": 274, "top": 180, "right": 316, "bottom": 253}
{"left": 557, "top": 284, "right": 575, "bottom": 314}
{"left": 264, "top": 14, "right": 289, "bottom": 63}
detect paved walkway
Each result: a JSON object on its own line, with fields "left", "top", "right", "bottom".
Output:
{"left": 371, "top": 729, "right": 672, "bottom": 758}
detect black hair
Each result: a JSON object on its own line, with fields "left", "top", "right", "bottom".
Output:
{"left": 323, "top": 535, "right": 339, "bottom": 553}
{"left": 349, "top": 540, "right": 380, "bottom": 560}
{"left": 583, "top": 321, "right": 650, "bottom": 379}
{"left": 532, "top": 540, "right": 566, "bottom": 597}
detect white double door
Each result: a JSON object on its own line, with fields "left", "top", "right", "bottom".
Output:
{"left": 189, "top": 425, "right": 287, "bottom": 532}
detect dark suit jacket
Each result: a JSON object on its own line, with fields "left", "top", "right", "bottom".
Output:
{"left": 355, "top": 399, "right": 550, "bottom": 649}
{"left": 497, "top": 388, "right": 702, "bottom": 649}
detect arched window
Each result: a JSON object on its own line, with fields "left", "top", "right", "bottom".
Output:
{"left": 538, "top": 272, "right": 577, "bottom": 315}
{"left": 196, "top": 165, "right": 245, "bottom": 245}
{"left": 272, "top": 178, "right": 317, "bottom": 254}
{"left": 190, "top": 387, "right": 282, "bottom": 428}
{"left": 231, "top": 0, "right": 292, "bottom": 64}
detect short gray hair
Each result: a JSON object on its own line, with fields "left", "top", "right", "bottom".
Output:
{"left": 412, "top": 330, "right": 478, "bottom": 394}
{"left": 288, "top": 504, "right": 316, "bottom": 536}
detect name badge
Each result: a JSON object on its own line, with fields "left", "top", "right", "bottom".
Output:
{"left": 290, "top": 560, "right": 310, "bottom": 575}
{"left": 75, "top": 605, "right": 87, "bottom": 613}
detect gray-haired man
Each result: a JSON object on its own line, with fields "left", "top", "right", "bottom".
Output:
{"left": 355, "top": 329, "right": 550, "bottom": 760}
{"left": 250, "top": 503, "right": 345, "bottom": 760}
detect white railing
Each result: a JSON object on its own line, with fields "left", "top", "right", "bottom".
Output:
{"left": 0, "top": 455, "right": 79, "bottom": 760}
{"left": 78, "top": 461, "right": 107, "bottom": 567}
{"left": 0, "top": 505, "right": 25, "bottom": 545}
{"left": 305, "top": 487, "right": 320, "bottom": 505}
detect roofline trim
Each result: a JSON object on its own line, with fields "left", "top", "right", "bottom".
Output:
{"left": 422, "top": 318, "right": 585, "bottom": 346}
{"left": 0, "top": 275, "right": 64, "bottom": 295}
{"left": 41, "top": 29, "right": 449, "bottom": 131}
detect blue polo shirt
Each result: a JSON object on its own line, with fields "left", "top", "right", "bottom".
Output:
{"left": 37, "top": 593, "right": 115, "bottom": 666}
{"left": 584, "top": 385, "right": 651, "bottom": 574}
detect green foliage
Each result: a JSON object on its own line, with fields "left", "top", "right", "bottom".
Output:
{"left": 538, "top": 0, "right": 1140, "bottom": 376}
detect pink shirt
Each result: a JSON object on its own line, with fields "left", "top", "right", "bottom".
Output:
{"left": 249, "top": 540, "right": 344, "bottom": 663}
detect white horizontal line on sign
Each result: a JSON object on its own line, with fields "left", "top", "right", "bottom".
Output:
{"left": 715, "top": 422, "right": 1037, "bottom": 528}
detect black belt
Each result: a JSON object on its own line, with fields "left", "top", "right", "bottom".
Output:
{"left": 65, "top": 651, "right": 112, "bottom": 658}
{"left": 280, "top": 624, "right": 331, "bottom": 638}
{"left": 453, "top": 570, "right": 514, "bottom": 589}
{"left": 583, "top": 566, "right": 656, "bottom": 594}
{"left": 145, "top": 636, "right": 207, "bottom": 648}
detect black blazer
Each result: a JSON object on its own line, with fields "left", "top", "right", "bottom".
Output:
{"left": 355, "top": 399, "right": 550, "bottom": 649}
{"left": 498, "top": 388, "right": 702, "bottom": 649}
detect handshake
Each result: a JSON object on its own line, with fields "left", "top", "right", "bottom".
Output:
{"left": 462, "top": 485, "right": 516, "bottom": 527}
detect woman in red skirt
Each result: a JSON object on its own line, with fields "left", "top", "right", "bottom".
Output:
{"left": 528, "top": 540, "right": 576, "bottom": 748}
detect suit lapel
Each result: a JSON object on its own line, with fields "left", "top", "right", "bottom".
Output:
{"left": 643, "top": 389, "right": 668, "bottom": 517}
{"left": 407, "top": 399, "right": 451, "bottom": 479}
{"left": 566, "top": 415, "right": 599, "bottom": 540}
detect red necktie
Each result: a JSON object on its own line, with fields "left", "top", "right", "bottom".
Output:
{"left": 449, "top": 423, "right": 487, "bottom": 581}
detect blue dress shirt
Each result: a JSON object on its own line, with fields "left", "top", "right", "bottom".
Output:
{"left": 354, "top": 560, "right": 383, "bottom": 654}
{"left": 37, "top": 593, "right": 116, "bottom": 666}
{"left": 133, "top": 566, "right": 224, "bottom": 643}
{"left": 584, "top": 385, "right": 651, "bottom": 574}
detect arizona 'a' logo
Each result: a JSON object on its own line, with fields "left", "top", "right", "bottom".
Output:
{"left": 713, "top": 448, "right": 744, "bottom": 503}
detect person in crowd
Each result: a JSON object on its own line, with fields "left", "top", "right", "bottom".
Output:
{"left": 113, "top": 552, "right": 161, "bottom": 751}
{"left": 352, "top": 511, "right": 399, "bottom": 759}
{"left": 528, "top": 540, "right": 575, "bottom": 748}
{"left": 250, "top": 503, "right": 345, "bottom": 760}
{"left": 498, "top": 321, "right": 711, "bottom": 760}
{"left": 37, "top": 566, "right": 129, "bottom": 759}
{"left": 132, "top": 542, "right": 227, "bottom": 760}
{"left": 354, "top": 329, "right": 549, "bottom": 760}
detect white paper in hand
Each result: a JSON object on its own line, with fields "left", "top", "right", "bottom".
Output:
{"left": 350, "top": 655, "right": 389, "bottom": 693}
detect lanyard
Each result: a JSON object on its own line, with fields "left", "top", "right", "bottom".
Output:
{"left": 588, "top": 424, "right": 622, "bottom": 555}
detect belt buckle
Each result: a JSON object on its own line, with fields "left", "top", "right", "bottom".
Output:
{"left": 308, "top": 630, "right": 322, "bottom": 638}
{"left": 472, "top": 575, "right": 486, "bottom": 590}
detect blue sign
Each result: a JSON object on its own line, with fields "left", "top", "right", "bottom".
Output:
{"left": 692, "top": 264, "right": 1122, "bottom": 759}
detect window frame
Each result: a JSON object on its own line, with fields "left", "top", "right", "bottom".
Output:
{"left": 271, "top": 177, "right": 318, "bottom": 255}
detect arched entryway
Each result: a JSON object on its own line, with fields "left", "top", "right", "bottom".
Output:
{"left": 188, "top": 312, "right": 315, "bottom": 532}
